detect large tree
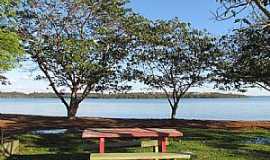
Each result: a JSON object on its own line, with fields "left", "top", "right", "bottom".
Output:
{"left": 18, "top": 0, "right": 134, "bottom": 119}
{"left": 214, "top": 26, "right": 270, "bottom": 92}
{"left": 214, "top": 0, "right": 270, "bottom": 93}
{"left": 131, "top": 19, "right": 217, "bottom": 119}
{"left": 0, "top": 0, "right": 23, "bottom": 84}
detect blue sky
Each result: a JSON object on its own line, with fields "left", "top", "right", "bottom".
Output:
{"left": 0, "top": 0, "right": 269, "bottom": 96}
{"left": 128, "top": 0, "right": 237, "bottom": 35}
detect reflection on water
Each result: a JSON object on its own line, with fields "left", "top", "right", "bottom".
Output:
{"left": 245, "top": 137, "right": 270, "bottom": 145}
{"left": 32, "top": 129, "right": 68, "bottom": 135}
{"left": 0, "top": 97, "right": 270, "bottom": 120}
{"left": 31, "top": 128, "right": 82, "bottom": 135}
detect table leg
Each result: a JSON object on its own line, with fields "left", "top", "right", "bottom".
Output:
{"left": 153, "top": 145, "right": 159, "bottom": 153}
{"left": 159, "top": 137, "right": 167, "bottom": 152}
{"left": 99, "top": 137, "right": 105, "bottom": 153}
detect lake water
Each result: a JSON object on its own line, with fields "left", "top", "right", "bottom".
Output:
{"left": 0, "top": 97, "right": 270, "bottom": 120}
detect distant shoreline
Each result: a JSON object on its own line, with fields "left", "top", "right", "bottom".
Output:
{"left": 0, "top": 91, "right": 246, "bottom": 99}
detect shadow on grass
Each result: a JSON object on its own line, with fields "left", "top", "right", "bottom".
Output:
{"left": 9, "top": 130, "right": 139, "bottom": 160}
{"left": 18, "top": 132, "right": 93, "bottom": 153}
{"left": 7, "top": 153, "right": 89, "bottom": 160}
{"left": 180, "top": 128, "right": 270, "bottom": 160}
{"left": 7, "top": 128, "right": 270, "bottom": 160}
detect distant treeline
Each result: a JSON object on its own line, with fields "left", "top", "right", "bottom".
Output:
{"left": 0, "top": 92, "right": 245, "bottom": 99}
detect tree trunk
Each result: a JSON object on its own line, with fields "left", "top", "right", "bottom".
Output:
{"left": 67, "top": 103, "right": 79, "bottom": 120}
{"left": 170, "top": 104, "right": 178, "bottom": 120}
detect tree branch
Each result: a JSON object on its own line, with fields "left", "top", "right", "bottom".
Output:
{"left": 255, "top": 82, "right": 270, "bottom": 92}
{"left": 253, "top": 0, "right": 270, "bottom": 19}
{"left": 37, "top": 57, "right": 69, "bottom": 108}
{"left": 78, "top": 84, "right": 93, "bottom": 103}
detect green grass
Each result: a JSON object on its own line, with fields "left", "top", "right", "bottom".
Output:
{"left": 1, "top": 128, "right": 270, "bottom": 160}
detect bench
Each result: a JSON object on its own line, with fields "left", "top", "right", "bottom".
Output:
{"left": 83, "top": 128, "right": 188, "bottom": 160}
{"left": 1, "top": 140, "right": 20, "bottom": 156}
{"left": 141, "top": 139, "right": 169, "bottom": 152}
{"left": 90, "top": 152, "right": 191, "bottom": 160}
{"left": 1, "top": 129, "right": 19, "bottom": 157}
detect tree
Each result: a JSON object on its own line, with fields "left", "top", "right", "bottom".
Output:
{"left": 213, "top": 1, "right": 270, "bottom": 93}
{"left": 214, "top": 26, "right": 270, "bottom": 92}
{"left": 215, "top": 0, "right": 270, "bottom": 28}
{"left": 131, "top": 19, "right": 217, "bottom": 119}
{"left": 0, "top": 0, "right": 23, "bottom": 84}
{"left": 18, "top": 0, "right": 133, "bottom": 119}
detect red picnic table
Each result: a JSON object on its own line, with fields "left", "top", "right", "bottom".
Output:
{"left": 82, "top": 128, "right": 183, "bottom": 153}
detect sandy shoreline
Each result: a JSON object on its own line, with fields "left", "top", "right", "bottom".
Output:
{"left": 1, "top": 114, "right": 270, "bottom": 133}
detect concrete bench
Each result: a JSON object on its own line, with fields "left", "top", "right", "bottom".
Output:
{"left": 141, "top": 139, "right": 168, "bottom": 152}
{"left": 1, "top": 140, "right": 19, "bottom": 156}
{"left": 90, "top": 152, "right": 191, "bottom": 160}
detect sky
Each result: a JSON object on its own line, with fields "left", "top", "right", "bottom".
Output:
{"left": 0, "top": 0, "right": 269, "bottom": 96}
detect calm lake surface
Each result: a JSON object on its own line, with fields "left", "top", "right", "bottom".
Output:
{"left": 0, "top": 97, "right": 270, "bottom": 120}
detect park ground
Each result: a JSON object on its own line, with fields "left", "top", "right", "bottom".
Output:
{"left": 1, "top": 114, "right": 270, "bottom": 160}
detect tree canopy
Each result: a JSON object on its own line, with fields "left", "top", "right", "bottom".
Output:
{"left": 18, "top": 0, "right": 135, "bottom": 119}
{"left": 214, "top": 26, "right": 270, "bottom": 92}
{"left": 214, "top": 0, "right": 270, "bottom": 93}
{"left": 0, "top": 0, "right": 23, "bottom": 84}
{"left": 130, "top": 18, "right": 218, "bottom": 119}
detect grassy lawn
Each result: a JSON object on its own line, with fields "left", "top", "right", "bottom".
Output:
{"left": 1, "top": 128, "right": 270, "bottom": 160}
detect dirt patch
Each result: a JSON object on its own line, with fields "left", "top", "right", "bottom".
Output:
{"left": 1, "top": 114, "right": 270, "bottom": 133}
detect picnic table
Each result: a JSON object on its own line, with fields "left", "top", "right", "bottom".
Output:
{"left": 82, "top": 128, "right": 183, "bottom": 153}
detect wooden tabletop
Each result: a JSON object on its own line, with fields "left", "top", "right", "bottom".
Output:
{"left": 82, "top": 128, "right": 183, "bottom": 138}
